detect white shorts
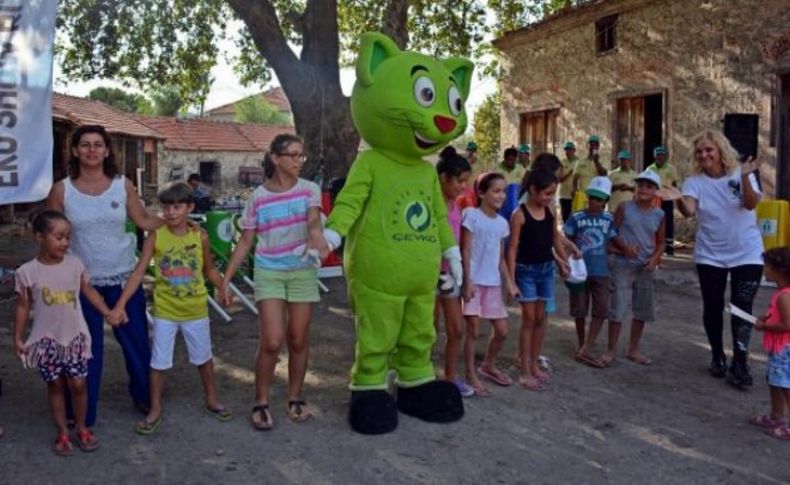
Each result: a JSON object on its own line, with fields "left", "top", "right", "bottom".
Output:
{"left": 150, "top": 317, "right": 213, "bottom": 370}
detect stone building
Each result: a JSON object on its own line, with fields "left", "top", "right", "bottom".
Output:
{"left": 494, "top": 0, "right": 790, "bottom": 199}
{"left": 136, "top": 117, "right": 291, "bottom": 197}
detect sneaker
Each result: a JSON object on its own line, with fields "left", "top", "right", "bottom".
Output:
{"left": 709, "top": 357, "right": 727, "bottom": 378}
{"left": 726, "top": 362, "right": 753, "bottom": 388}
{"left": 452, "top": 378, "right": 475, "bottom": 398}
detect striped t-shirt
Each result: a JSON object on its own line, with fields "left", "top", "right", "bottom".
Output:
{"left": 241, "top": 178, "right": 321, "bottom": 271}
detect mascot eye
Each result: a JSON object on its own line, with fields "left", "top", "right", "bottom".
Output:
{"left": 448, "top": 85, "right": 463, "bottom": 116}
{"left": 413, "top": 77, "right": 435, "bottom": 107}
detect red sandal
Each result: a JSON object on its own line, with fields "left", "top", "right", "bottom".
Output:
{"left": 53, "top": 434, "right": 74, "bottom": 457}
{"left": 75, "top": 429, "right": 99, "bottom": 452}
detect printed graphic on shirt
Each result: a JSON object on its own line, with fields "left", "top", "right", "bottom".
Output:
{"left": 41, "top": 287, "right": 77, "bottom": 308}
{"left": 384, "top": 182, "right": 439, "bottom": 250}
{"left": 158, "top": 243, "right": 202, "bottom": 297}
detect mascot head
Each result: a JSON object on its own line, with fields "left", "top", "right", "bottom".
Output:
{"left": 351, "top": 32, "right": 474, "bottom": 160}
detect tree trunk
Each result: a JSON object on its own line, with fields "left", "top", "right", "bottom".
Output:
{"left": 228, "top": 0, "right": 359, "bottom": 187}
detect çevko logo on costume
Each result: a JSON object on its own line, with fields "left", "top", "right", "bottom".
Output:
{"left": 404, "top": 201, "right": 431, "bottom": 232}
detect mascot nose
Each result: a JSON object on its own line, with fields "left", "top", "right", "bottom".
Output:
{"left": 433, "top": 115, "right": 457, "bottom": 134}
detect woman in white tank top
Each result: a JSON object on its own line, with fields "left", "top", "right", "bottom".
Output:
{"left": 47, "top": 125, "right": 162, "bottom": 427}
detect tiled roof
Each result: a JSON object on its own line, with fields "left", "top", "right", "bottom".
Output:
{"left": 52, "top": 93, "right": 164, "bottom": 139}
{"left": 206, "top": 87, "right": 291, "bottom": 115}
{"left": 134, "top": 116, "right": 293, "bottom": 152}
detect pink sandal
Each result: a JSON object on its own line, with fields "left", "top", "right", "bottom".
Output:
{"left": 478, "top": 366, "right": 513, "bottom": 387}
{"left": 764, "top": 424, "right": 790, "bottom": 441}
{"left": 748, "top": 414, "right": 785, "bottom": 429}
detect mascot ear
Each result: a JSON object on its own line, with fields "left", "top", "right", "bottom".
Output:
{"left": 356, "top": 32, "right": 401, "bottom": 88}
{"left": 442, "top": 57, "right": 474, "bottom": 100}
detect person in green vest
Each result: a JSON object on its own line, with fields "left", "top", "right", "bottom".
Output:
{"left": 499, "top": 146, "right": 524, "bottom": 185}
{"left": 647, "top": 145, "right": 680, "bottom": 255}
{"left": 518, "top": 143, "right": 531, "bottom": 169}
{"left": 608, "top": 149, "right": 637, "bottom": 212}
{"left": 572, "top": 135, "right": 608, "bottom": 200}
{"left": 558, "top": 141, "right": 577, "bottom": 222}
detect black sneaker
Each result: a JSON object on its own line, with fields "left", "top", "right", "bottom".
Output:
{"left": 709, "top": 357, "right": 727, "bottom": 378}
{"left": 726, "top": 362, "right": 753, "bottom": 388}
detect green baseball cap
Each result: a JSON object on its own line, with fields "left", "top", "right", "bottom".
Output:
{"left": 617, "top": 149, "right": 631, "bottom": 159}
{"left": 518, "top": 143, "right": 531, "bottom": 154}
{"left": 587, "top": 135, "right": 601, "bottom": 144}
{"left": 653, "top": 145, "right": 667, "bottom": 156}
{"left": 466, "top": 141, "right": 477, "bottom": 151}
{"left": 563, "top": 141, "right": 576, "bottom": 150}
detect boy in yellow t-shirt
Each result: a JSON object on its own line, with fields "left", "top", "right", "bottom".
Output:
{"left": 110, "top": 183, "right": 231, "bottom": 435}
{"left": 559, "top": 141, "right": 577, "bottom": 222}
{"left": 608, "top": 149, "right": 637, "bottom": 212}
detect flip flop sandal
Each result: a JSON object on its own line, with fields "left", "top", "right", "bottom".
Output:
{"left": 287, "top": 400, "right": 313, "bottom": 423}
{"left": 477, "top": 366, "right": 513, "bottom": 386}
{"left": 204, "top": 406, "right": 233, "bottom": 422}
{"left": 748, "top": 414, "right": 785, "bottom": 429}
{"left": 251, "top": 404, "right": 273, "bottom": 431}
{"left": 135, "top": 415, "right": 162, "bottom": 436}
{"left": 627, "top": 355, "right": 653, "bottom": 366}
{"left": 764, "top": 425, "right": 790, "bottom": 441}
{"left": 76, "top": 429, "right": 99, "bottom": 452}
{"left": 53, "top": 434, "right": 74, "bottom": 457}
{"left": 518, "top": 376, "right": 543, "bottom": 392}
{"left": 575, "top": 352, "right": 606, "bottom": 369}
{"left": 470, "top": 383, "right": 492, "bottom": 398}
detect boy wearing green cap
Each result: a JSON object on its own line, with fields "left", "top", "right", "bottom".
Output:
{"left": 559, "top": 142, "right": 577, "bottom": 222}
{"left": 646, "top": 146, "right": 679, "bottom": 255}
{"left": 608, "top": 149, "right": 636, "bottom": 212}
{"left": 499, "top": 146, "right": 525, "bottom": 185}
{"left": 518, "top": 143, "right": 531, "bottom": 169}
{"left": 572, "top": 135, "right": 608, "bottom": 201}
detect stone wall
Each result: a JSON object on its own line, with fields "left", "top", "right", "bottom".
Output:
{"left": 497, "top": 0, "right": 789, "bottom": 200}
{"left": 157, "top": 148, "right": 265, "bottom": 197}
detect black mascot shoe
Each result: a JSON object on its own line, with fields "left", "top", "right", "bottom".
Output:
{"left": 396, "top": 380, "right": 464, "bottom": 423}
{"left": 349, "top": 390, "right": 398, "bottom": 435}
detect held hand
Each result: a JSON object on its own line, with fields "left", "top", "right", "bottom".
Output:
{"left": 753, "top": 318, "right": 766, "bottom": 331}
{"left": 741, "top": 156, "right": 764, "bottom": 175}
{"left": 106, "top": 308, "right": 126, "bottom": 327}
{"left": 443, "top": 246, "right": 463, "bottom": 287}
{"left": 219, "top": 281, "right": 233, "bottom": 307}
{"left": 507, "top": 283, "right": 521, "bottom": 301}
{"left": 558, "top": 261, "right": 570, "bottom": 279}
{"left": 645, "top": 258, "right": 659, "bottom": 272}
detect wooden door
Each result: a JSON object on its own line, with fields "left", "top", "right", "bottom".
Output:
{"left": 616, "top": 97, "right": 645, "bottom": 170}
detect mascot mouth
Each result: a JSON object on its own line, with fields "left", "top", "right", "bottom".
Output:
{"left": 414, "top": 131, "right": 440, "bottom": 150}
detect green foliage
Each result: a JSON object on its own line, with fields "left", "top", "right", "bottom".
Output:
{"left": 472, "top": 90, "right": 501, "bottom": 169}
{"left": 234, "top": 95, "right": 293, "bottom": 125}
{"left": 147, "top": 86, "right": 184, "bottom": 116}
{"left": 88, "top": 86, "right": 149, "bottom": 113}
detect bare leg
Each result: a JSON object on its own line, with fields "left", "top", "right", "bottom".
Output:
{"left": 146, "top": 369, "right": 165, "bottom": 421}
{"left": 254, "top": 299, "right": 286, "bottom": 405}
{"left": 626, "top": 319, "right": 651, "bottom": 364}
{"left": 441, "top": 297, "right": 464, "bottom": 381}
{"left": 285, "top": 302, "right": 313, "bottom": 402}
{"left": 66, "top": 377, "right": 89, "bottom": 433}
{"left": 578, "top": 317, "right": 605, "bottom": 358}
{"left": 769, "top": 386, "right": 785, "bottom": 421}
{"left": 532, "top": 305, "right": 548, "bottom": 379}
{"left": 463, "top": 315, "right": 481, "bottom": 387}
{"left": 47, "top": 377, "right": 68, "bottom": 436}
{"left": 518, "top": 303, "right": 540, "bottom": 389}
{"left": 601, "top": 321, "right": 622, "bottom": 365}
{"left": 482, "top": 318, "right": 508, "bottom": 370}
{"left": 574, "top": 318, "right": 586, "bottom": 349}
{"left": 197, "top": 360, "right": 221, "bottom": 409}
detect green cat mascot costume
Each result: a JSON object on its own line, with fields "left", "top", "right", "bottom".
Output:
{"left": 323, "top": 32, "right": 473, "bottom": 434}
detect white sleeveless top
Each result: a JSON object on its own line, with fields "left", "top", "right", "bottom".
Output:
{"left": 63, "top": 176, "right": 136, "bottom": 286}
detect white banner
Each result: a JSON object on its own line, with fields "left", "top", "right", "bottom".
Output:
{"left": 0, "top": 0, "right": 56, "bottom": 204}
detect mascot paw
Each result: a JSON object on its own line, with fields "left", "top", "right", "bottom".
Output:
{"left": 349, "top": 390, "right": 398, "bottom": 435}
{"left": 397, "top": 380, "right": 464, "bottom": 423}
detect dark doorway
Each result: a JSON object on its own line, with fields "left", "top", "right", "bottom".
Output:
{"left": 616, "top": 92, "right": 664, "bottom": 171}
{"left": 778, "top": 74, "right": 790, "bottom": 200}
{"left": 199, "top": 161, "right": 220, "bottom": 187}
{"left": 723, "top": 113, "right": 759, "bottom": 162}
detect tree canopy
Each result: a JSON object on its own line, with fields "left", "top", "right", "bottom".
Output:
{"left": 234, "top": 95, "right": 293, "bottom": 126}
{"left": 57, "top": 0, "right": 581, "bottom": 180}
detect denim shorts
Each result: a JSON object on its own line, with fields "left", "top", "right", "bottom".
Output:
{"left": 515, "top": 261, "right": 555, "bottom": 303}
{"left": 767, "top": 346, "right": 790, "bottom": 389}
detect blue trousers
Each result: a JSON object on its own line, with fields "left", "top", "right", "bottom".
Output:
{"left": 67, "top": 284, "right": 151, "bottom": 426}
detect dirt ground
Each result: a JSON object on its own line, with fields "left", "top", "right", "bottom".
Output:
{"left": 0, "top": 247, "right": 788, "bottom": 484}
